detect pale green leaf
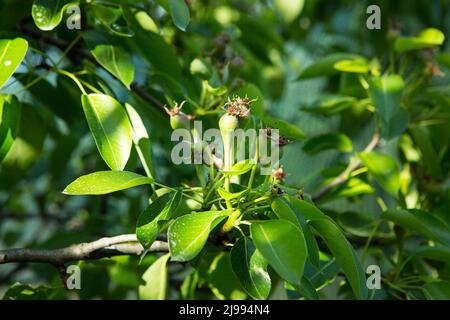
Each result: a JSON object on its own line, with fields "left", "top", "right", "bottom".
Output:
{"left": 139, "top": 253, "right": 170, "bottom": 300}
{"left": 63, "top": 171, "right": 153, "bottom": 195}
{"left": 0, "top": 38, "right": 28, "bottom": 89}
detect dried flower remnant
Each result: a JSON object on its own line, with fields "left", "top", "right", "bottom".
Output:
{"left": 272, "top": 166, "right": 287, "bottom": 182}
{"left": 224, "top": 96, "right": 256, "bottom": 118}
{"left": 262, "top": 128, "right": 291, "bottom": 146}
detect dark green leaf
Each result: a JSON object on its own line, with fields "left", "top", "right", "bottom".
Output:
{"left": 0, "top": 95, "right": 21, "bottom": 162}
{"left": 250, "top": 219, "right": 307, "bottom": 286}
{"left": 136, "top": 189, "right": 182, "bottom": 248}
{"left": 230, "top": 237, "right": 271, "bottom": 300}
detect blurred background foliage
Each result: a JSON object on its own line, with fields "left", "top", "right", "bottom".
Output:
{"left": 0, "top": 0, "right": 449, "bottom": 299}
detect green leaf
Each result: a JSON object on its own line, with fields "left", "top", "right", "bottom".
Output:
{"left": 231, "top": 83, "right": 264, "bottom": 117}
{"left": 412, "top": 246, "right": 450, "bottom": 263}
{"left": 217, "top": 188, "right": 247, "bottom": 201}
{"left": 84, "top": 31, "right": 134, "bottom": 88}
{"left": 168, "top": 211, "right": 227, "bottom": 261}
{"left": 410, "top": 126, "right": 443, "bottom": 178}
{"left": 32, "top": 0, "right": 77, "bottom": 31}
{"left": 0, "top": 104, "right": 46, "bottom": 186}
{"left": 321, "top": 178, "right": 375, "bottom": 203}
{"left": 250, "top": 220, "right": 307, "bottom": 286}
{"left": 0, "top": 95, "right": 21, "bottom": 162}
{"left": 288, "top": 198, "right": 368, "bottom": 300}
{"left": 395, "top": 28, "right": 445, "bottom": 53}
{"left": 305, "top": 96, "right": 358, "bottom": 116}
{"left": 63, "top": 171, "right": 153, "bottom": 195}
{"left": 206, "top": 252, "right": 248, "bottom": 300}
{"left": 136, "top": 190, "right": 182, "bottom": 248}
{"left": 123, "top": 7, "right": 182, "bottom": 80}
{"left": 156, "top": 0, "right": 190, "bottom": 31}
{"left": 273, "top": 197, "right": 320, "bottom": 267}
{"left": 422, "top": 281, "right": 450, "bottom": 300}
{"left": 273, "top": 0, "right": 305, "bottom": 23}
{"left": 0, "top": 38, "right": 28, "bottom": 89}
{"left": 91, "top": 3, "right": 134, "bottom": 37}
{"left": 230, "top": 237, "right": 271, "bottom": 300}
{"left": 369, "top": 74, "right": 406, "bottom": 140}
{"left": 297, "top": 53, "right": 361, "bottom": 79}
{"left": 81, "top": 93, "right": 132, "bottom": 171}
{"left": 358, "top": 151, "right": 401, "bottom": 197}
{"left": 222, "top": 160, "right": 254, "bottom": 176}
{"left": 333, "top": 58, "right": 369, "bottom": 74}
{"left": 382, "top": 209, "right": 450, "bottom": 246}
{"left": 303, "top": 133, "right": 352, "bottom": 154}
{"left": 125, "top": 103, "right": 154, "bottom": 179}
{"left": 139, "top": 253, "right": 170, "bottom": 300}
{"left": 262, "top": 115, "right": 306, "bottom": 140}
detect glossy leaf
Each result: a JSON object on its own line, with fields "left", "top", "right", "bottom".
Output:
{"left": 395, "top": 28, "right": 445, "bottom": 53}
{"left": 168, "top": 211, "right": 227, "bottom": 261}
{"left": 272, "top": 197, "right": 320, "bottom": 267}
{"left": 136, "top": 190, "right": 182, "bottom": 248}
{"left": 262, "top": 115, "right": 306, "bottom": 140}
{"left": 382, "top": 209, "right": 450, "bottom": 246}
{"left": 84, "top": 31, "right": 134, "bottom": 88}
{"left": 303, "top": 133, "right": 352, "bottom": 154}
{"left": 230, "top": 237, "right": 271, "bottom": 300}
{"left": 288, "top": 198, "right": 368, "bottom": 300}
{"left": 63, "top": 171, "right": 153, "bottom": 195}
{"left": 32, "top": 0, "right": 77, "bottom": 31}
{"left": 0, "top": 95, "right": 21, "bottom": 162}
{"left": 250, "top": 220, "right": 307, "bottom": 286}
{"left": 139, "top": 253, "right": 170, "bottom": 300}
{"left": 81, "top": 94, "right": 132, "bottom": 171}
{"left": 0, "top": 38, "right": 28, "bottom": 89}
{"left": 358, "top": 151, "right": 400, "bottom": 197}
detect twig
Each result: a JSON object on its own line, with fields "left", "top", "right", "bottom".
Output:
{"left": 312, "top": 131, "right": 380, "bottom": 202}
{"left": 0, "top": 234, "right": 168, "bottom": 265}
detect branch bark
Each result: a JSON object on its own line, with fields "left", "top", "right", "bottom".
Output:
{"left": 312, "top": 131, "right": 380, "bottom": 202}
{"left": 16, "top": 18, "right": 167, "bottom": 115}
{"left": 0, "top": 234, "right": 168, "bottom": 265}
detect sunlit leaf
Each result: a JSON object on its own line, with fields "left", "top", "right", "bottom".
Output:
{"left": 32, "top": 0, "right": 78, "bottom": 31}
{"left": 63, "top": 171, "right": 153, "bottom": 195}
{"left": 139, "top": 253, "right": 170, "bottom": 300}
{"left": 168, "top": 211, "right": 227, "bottom": 261}
{"left": 0, "top": 95, "right": 21, "bottom": 162}
{"left": 81, "top": 93, "right": 132, "bottom": 171}
{"left": 395, "top": 28, "right": 445, "bottom": 53}
{"left": 0, "top": 38, "right": 28, "bottom": 89}
{"left": 358, "top": 151, "right": 401, "bottom": 197}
